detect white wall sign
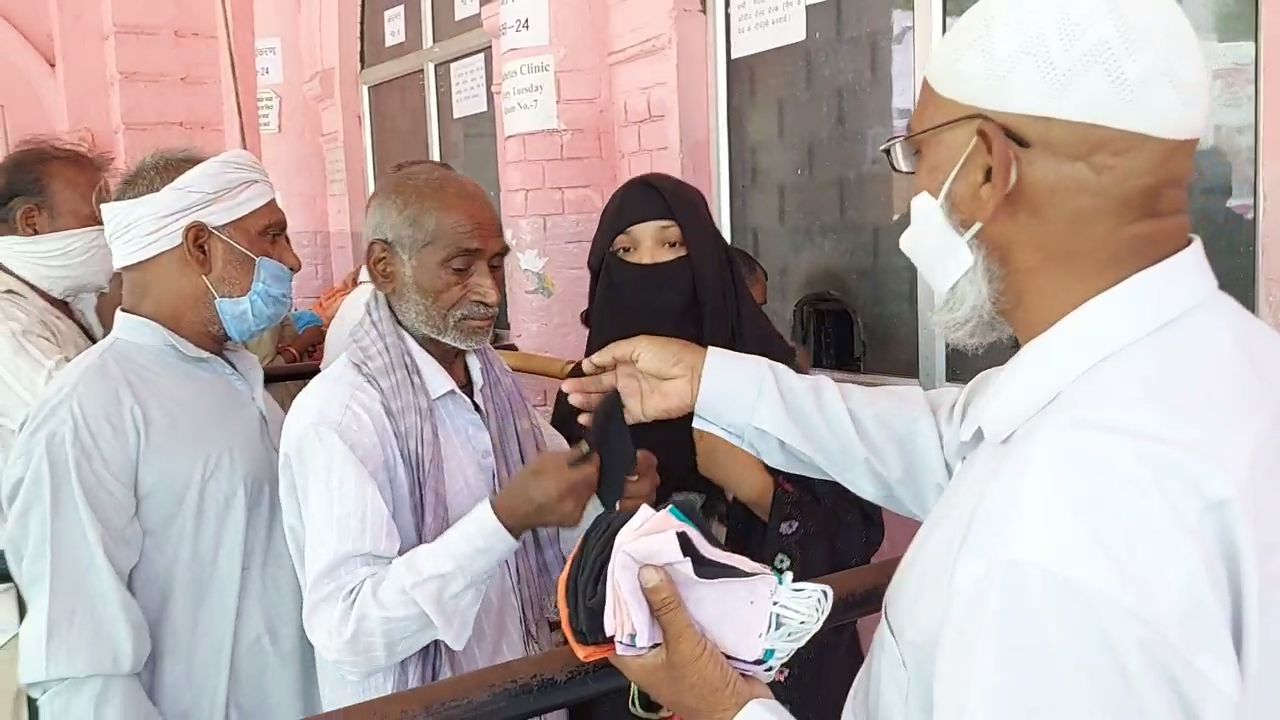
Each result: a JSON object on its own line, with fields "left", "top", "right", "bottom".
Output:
{"left": 450, "top": 53, "right": 489, "bottom": 119}
{"left": 384, "top": 5, "right": 406, "bottom": 47}
{"left": 498, "top": 0, "right": 550, "bottom": 52}
{"left": 257, "top": 89, "right": 281, "bottom": 134}
{"left": 455, "top": 0, "right": 480, "bottom": 21}
{"left": 501, "top": 54, "right": 557, "bottom": 137}
{"left": 729, "top": 0, "right": 806, "bottom": 60}
{"left": 255, "top": 37, "right": 284, "bottom": 86}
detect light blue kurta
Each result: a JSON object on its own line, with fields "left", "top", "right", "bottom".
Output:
{"left": 1, "top": 311, "right": 320, "bottom": 719}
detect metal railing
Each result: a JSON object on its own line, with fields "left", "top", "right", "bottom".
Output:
{"left": 309, "top": 558, "right": 899, "bottom": 720}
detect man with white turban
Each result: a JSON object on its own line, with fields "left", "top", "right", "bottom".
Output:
{"left": 561, "top": 1, "right": 1280, "bottom": 718}
{"left": 1, "top": 149, "right": 321, "bottom": 718}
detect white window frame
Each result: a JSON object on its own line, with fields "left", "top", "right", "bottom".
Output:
{"left": 359, "top": 1, "right": 491, "bottom": 193}
{"left": 708, "top": 0, "right": 1265, "bottom": 389}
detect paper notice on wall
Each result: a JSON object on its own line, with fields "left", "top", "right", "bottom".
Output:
{"left": 806, "top": 0, "right": 828, "bottom": 4}
{"left": 450, "top": 53, "right": 489, "bottom": 119}
{"left": 455, "top": 0, "right": 480, "bottom": 20}
{"left": 384, "top": 5, "right": 406, "bottom": 47}
{"left": 255, "top": 38, "right": 284, "bottom": 86}
{"left": 499, "top": 0, "right": 550, "bottom": 52}
{"left": 729, "top": 0, "right": 807, "bottom": 60}
{"left": 501, "top": 54, "right": 557, "bottom": 136}
{"left": 257, "top": 89, "right": 281, "bottom": 134}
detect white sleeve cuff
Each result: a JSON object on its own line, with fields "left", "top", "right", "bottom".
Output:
{"left": 735, "top": 699, "right": 796, "bottom": 720}
{"left": 693, "top": 347, "right": 769, "bottom": 440}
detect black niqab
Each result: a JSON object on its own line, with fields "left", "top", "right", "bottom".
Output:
{"left": 553, "top": 173, "right": 795, "bottom": 503}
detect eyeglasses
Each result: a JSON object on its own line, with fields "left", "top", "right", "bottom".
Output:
{"left": 879, "top": 113, "right": 1032, "bottom": 175}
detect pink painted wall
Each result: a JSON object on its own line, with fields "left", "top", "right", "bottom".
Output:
{"left": 0, "top": 0, "right": 365, "bottom": 307}
{"left": 483, "top": 0, "right": 712, "bottom": 371}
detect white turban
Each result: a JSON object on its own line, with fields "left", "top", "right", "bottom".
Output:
{"left": 102, "top": 150, "right": 276, "bottom": 270}
{"left": 925, "top": 0, "right": 1210, "bottom": 140}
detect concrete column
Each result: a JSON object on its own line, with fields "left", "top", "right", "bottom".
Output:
{"left": 1260, "top": 0, "right": 1280, "bottom": 329}
{"left": 48, "top": 0, "right": 114, "bottom": 152}
{"left": 257, "top": 0, "right": 332, "bottom": 304}
{"left": 485, "top": 0, "right": 614, "bottom": 369}
{"left": 606, "top": 0, "right": 713, "bottom": 198}
{"left": 99, "top": 0, "right": 239, "bottom": 162}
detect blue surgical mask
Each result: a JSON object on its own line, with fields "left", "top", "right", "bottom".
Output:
{"left": 201, "top": 227, "right": 294, "bottom": 344}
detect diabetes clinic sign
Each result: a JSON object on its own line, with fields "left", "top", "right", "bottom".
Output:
{"left": 500, "top": 55, "right": 557, "bottom": 137}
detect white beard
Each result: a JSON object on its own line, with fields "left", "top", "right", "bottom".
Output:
{"left": 933, "top": 240, "right": 1014, "bottom": 353}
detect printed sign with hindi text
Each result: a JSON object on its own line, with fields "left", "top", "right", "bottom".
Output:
{"left": 456, "top": 0, "right": 480, "bottom": 20}
{"left": 255, "top": 37, "right": 284, "bottom": 86}
{"left": 257, "top": 89, "right": 281, "bottom": 134}
{"left": 501, "top": 54, "right": 557, "bottom": 136}
{"left": 729, "top": 0, "right": 806, "bottom": 60}
{"left": 451, "top": 53, "right": 489, "bottom": 119}
{"left": 498, "top": 0, "right": 550, "bottom": 52}
{"left": 384, "top": 5, "right": 406, "bottom": 47}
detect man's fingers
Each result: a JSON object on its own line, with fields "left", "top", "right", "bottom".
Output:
{"left": 638, "top": 566, "right": 702, "bottom": 642}
{"left": 580, "top": 338, "right": 640, "bottom": 375}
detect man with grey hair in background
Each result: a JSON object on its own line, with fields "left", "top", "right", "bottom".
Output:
{"left": 278, "top": 164, "right": 658, "bottom": 710}
{"left": 2, "top": 148, "right": 320, "bottom": 718}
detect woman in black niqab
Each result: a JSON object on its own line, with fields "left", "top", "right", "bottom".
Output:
{"left": 553, "top": 174, "right": 883, "bottom": 720}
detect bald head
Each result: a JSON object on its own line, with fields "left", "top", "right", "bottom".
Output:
{"left": 366, "top": 164, "right": 495, "bottom": 260}
{"left": 365, "top": 166, "right": 506, "bottom": 350}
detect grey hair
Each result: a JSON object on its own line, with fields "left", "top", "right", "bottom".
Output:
{"left": 365, "top": 164, "right": 487, "bottom": 260}
{"left": 113, "top": 148, "right": 209, "bottom": 201}
{"left": 0, "top": 137, "right": 113, "bottom": 230}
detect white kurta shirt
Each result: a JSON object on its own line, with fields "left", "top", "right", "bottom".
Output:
{"left": 279, "top": 331, "right": 600, "bottom": 711}
{"left": 319, "top": 267, "right": 373, "bottom": 370}
{"left": 0, "top": 270, "right": 91, "bottom": 488}
{"left": 715, "top": 241, "right": 1280, "bottom": 720}
{"left": 0, "top": 311, "right": 321, "bottom": 719}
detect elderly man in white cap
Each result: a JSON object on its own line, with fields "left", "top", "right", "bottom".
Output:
{"left": 561, "top": 1, "right": 1280, "bottom": 719}
{"left": 0, "top": 149, "right": 321, "bottom": 719}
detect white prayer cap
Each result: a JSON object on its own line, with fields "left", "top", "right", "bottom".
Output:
{"left": 102, "top": 150, "right": 276, "bottom": 270}
{"left": 924, "top": 0, "right": 1210, "bottom": 141}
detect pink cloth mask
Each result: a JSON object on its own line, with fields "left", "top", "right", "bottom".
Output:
{"left": 605, "top": 504, "right": 833, "bottom": 681}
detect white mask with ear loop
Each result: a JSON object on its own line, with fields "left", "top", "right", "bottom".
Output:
{"left": 898, "top": 137, "right": 989, "bottom": 300}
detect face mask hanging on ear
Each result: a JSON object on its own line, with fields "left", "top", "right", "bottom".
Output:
{"left": 201, "top": 227, "right": 294, "bottom": 344}
{"left": 898, "top": 137, "right": 987, "bottom": 300}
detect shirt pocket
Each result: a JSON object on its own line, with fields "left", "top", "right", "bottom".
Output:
{"left": 845, "top": 616, "right": 909, "bottom": 718}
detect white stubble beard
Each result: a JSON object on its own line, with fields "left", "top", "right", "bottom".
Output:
{"left": 933, "top": 239, "right": 1015, "bottom": 353}
{"left": 386, "top": 264, "right": 496, "bottom": 351}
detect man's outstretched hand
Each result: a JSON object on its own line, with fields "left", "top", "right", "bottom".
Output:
{"left": 561, "top": 336, "right": 708, "bottom": 426}
{"left": 610, "top": 566, "right": 773, "bottom": 720}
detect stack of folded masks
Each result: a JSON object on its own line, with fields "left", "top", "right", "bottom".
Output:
{"left": 558, "top": 502, "right": 832, "bottom": 682}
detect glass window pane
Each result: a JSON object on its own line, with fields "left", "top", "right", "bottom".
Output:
{"left": 434, "top": 49, "right": 501, "bottom": 210}
{"left": 363, "top": 0, "right": 424, "bottom": 68}
{"left": 434, "top": 49, "right": 508, "bottom": 330}
{"left": 941, "top": 0, "right": 1258, "bottom": 382}
{"left": 431, "top": 0, "right": 483, "bottom": 42}
{"left": 367, "top": 72, "right": 428, "bottom": 181}
{"left": 726, "top": 0, "right": 919, "bottom": 378}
